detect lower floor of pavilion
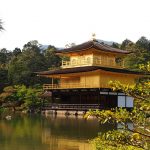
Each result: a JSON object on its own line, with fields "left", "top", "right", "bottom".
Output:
{"left": 43, "top": 88, "right": 133, "bottom": 110}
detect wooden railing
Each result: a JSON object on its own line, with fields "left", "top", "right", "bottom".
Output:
{"left": 61, "top": 59, "right": 124, "bottom": 69}
{"left": 42, "top": 103, "right": 102, "bottom": 111}
{"left": 62, "top": 60, "right": 90, "bottom": 68}
{"left": 43, "top": 84, "right": 59, "bottom": 89}
{"left": 43, "top": 83, "right": 99, "bottom": 90}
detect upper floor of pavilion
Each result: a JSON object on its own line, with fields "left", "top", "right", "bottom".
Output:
{"left": 56, "top": 39, "right": 130, "bottom": 69}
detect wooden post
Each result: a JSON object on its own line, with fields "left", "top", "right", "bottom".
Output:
{"left": 99, "top": 74, "right": 101, "bottom": 88}
{"left": 52, "top": 77, "right": 53, "bottom": 89}
{"left": 59, "top": 75, "right": 61, "bottom": 88}
{"left": 122, "top": 60, "right": 125, "bottom": 68}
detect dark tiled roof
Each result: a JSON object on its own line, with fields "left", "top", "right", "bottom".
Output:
{"left": 37, "top": 66, "right": 146, "bottom": 76}
{"left": 56, "top": 40, "right": 130, "bottom": 54}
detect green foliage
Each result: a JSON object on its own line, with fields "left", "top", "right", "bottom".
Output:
{"left": 109, "top": 80, "right": 150, "bottom": 110}
{"left": 0, "top": 85, "right": 43, "bottom": 112}
{"left": 91, "top": 131, "right": 144, "bottom": 150}
{"left": 0, "top": 107, "right": 5, "bottom": 115}
{"left": 12, "top": 48, "right": 21, "bottom": 56}
{"left": 0, "top": 86, "right": 16, "bottom": 102}
{"left": 86, "top": 64, "right": 150, "bottom": 150}
{"left": 8, "top": 41, "right": 46, "bottom": 85}
{"left": 112, "top": 42, "right": 120, "bottom": 48}
{"left": 139, "top": 62, "right": 150, "bottom": 72}
{"left": 22, "top": 86, "right": 43, "bottom": 112}
{"left": 43, "top": 45, "right": 61, "bottom": 69}
{"left": 0, "top": 48, "right": 13, "bottom": 90}
{"left": 136, "top": 36, "right": 150, "bottom": 51}
{"left": 0, "top": 69, "right": 8, "bottom": 86}
{"left": 124, "top": 37, "right": 150, "bottom": 70}
{"left": 86, "top": 108, "right": 149, "bottom": 149}
{"left": 5, "top": 41, "right": 61, "bottom": 86}
{"left": 85, "top": 108, "right": 130, "bottom": 124}
{"left": 87, "top": 108, "right": 149, "bottom": 149}
{"left": 120, "top": 39, "right": 133, "bottom": 50}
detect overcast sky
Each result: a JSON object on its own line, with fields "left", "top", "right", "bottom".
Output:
{"left": 0, "top": 0, "right": 150, "bottom": 50}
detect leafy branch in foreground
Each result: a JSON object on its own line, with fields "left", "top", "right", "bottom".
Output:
{"left": 109, "top": 80, "right": 150, "bottom": 110}
{"left": 91, "top": 130, "right": 145, "bottom": 150}
{"left": 86, "top": 64, "right": 150, "bottom": 150}
{"left": 86, "top": 108, "right": 149, "bottom": 149}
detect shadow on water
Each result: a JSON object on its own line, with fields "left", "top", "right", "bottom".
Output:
{"left": 0, "top": 114, "right": 117, "bottom": 150}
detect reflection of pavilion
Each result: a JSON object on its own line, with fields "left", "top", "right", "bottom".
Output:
{"left": 41, "top": 116, "right": 117, "bottom": 150}
{"left": 41, "top": 117, "right": 94, "bottom": 150}
{"left": 42, "top": 131, "right": 91, "bottom": 150}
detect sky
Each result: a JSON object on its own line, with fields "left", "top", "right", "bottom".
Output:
{"left": 0, "top": 0, "right": 150, "bottom": 50}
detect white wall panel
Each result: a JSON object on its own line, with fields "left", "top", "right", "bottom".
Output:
{"left": 126, "top": 96, "right": 134, "bottom": 107}
{"left": 118, "top": 96, "right": 125, "bottom": 107}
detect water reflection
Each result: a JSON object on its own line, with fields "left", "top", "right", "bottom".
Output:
{"left": 0, "top": 114, "right": 116, "bottom": 150}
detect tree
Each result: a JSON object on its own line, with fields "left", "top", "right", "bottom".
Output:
{"left": 124, "top": 37, "right": 150, "bottom": 70}
{"left": 0, "top": 85, "right": 43, "bottom": 112}
{"left": 23, "top": 86, "right": 43, "bottom": 113}
{"left": 86, "top": 63, "right": 150, "bottom": 150}
{"left": 12, "top": 48, "right": 21, "bottom": 56}
{"left": 0, "top": 86, "right": 18, "bottom": 111}
{"left": 0, "top": 48, "right": 12, "bottom": 69}
{"left": 0, "top": 69, "right": 8, "bottom": 91}
{"left": 112, "top": 42, "right": 120, "bottom": 49}
{"left": 8, "top": 41, "right": 47, "bottom": 85}
{"left": 0, "top": 48, "right": 12, "bottom": 91}
{"left": 136, "top": 36, "right": 150, "bottom": 51}
{"left": 43, "top": 45, "right": 61, "bottom": 69}
{"left": 120, "top": 39, "right": 133, "bottom": 50}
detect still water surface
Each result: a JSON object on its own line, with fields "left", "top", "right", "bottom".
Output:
{"left": 0, "top": 114, "right": 116, "bottom": 150}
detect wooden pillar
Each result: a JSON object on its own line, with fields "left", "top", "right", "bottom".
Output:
{"left": 99, "top": 74, "right": 101, "bottom": 88}
{"left": 59, "top": 75, "right": 61, "bottom": 88}
{"left": 52, "top": 77, "right": 53, "bottom": 89}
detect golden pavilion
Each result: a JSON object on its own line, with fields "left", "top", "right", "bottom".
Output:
{"left": 38, "top": 39, "right": 144, "bottom": 109}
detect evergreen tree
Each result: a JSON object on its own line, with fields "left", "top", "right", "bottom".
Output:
{"left": 8, "top": 41, "right": 47, "bottom": 85}
{"left": 124, "top": 37, "right": 150, "bottom": 70}
{"left": 43, "top": 45, "right": 61, "bottom": 69}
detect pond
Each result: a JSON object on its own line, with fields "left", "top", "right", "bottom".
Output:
{"left": 0, "top": 114, "right": 116, "bottom": 150}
